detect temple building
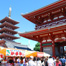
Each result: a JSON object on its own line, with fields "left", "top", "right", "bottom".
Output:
{"left": 19, "top": 0, "right": 66, "bottom": 57}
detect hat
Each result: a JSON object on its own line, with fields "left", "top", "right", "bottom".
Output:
{"left": 30, "top": 56, "right": 33, "bottom": 59}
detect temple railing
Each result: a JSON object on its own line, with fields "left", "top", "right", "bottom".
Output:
{"left": 23, "top": 22, "right": 66, "bottom": 34}
{"left": 49, "top": 22, "right": 66, "bottom": 29}
{"left": 35, "top": 20, "right": 66, "bottom": 30}
{"left": 35, "top": 17, "right": 66, "bottom": 30}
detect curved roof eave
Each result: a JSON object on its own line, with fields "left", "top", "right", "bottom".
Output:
{"left": 22, "top": 0, "right": 65, "bottom": 17}
{"left": 0, "top": 17, "right": 19, "bottom": 24}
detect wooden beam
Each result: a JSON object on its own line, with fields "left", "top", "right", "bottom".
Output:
{"left": 48, "top": 33, "right": 55, "bottom": 57}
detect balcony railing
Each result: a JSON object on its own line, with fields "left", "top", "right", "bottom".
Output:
{"left": 35, "top": 18, "right": 66, "bottom": 30}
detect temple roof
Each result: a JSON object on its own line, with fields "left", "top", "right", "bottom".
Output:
{"left": 0, "top": 28, "right": 17, "bottom": 34}
{"left": 22, "top": 0, "right": 66, "bottom": 24}
{"left": 0, "top": 33, "right": 19, "bottom": 39}
{"left": 0, "top": 17, "right": 19, "bottom": 25}
{"left": 14, "top": 46, "right": 32, "bottom": 51}
{"left": 0, "top": 40, "right": 5, "bottom": 43}
{"left": 0, "top": 22, "right": 19, "bottom": 29}
{"left": 19, "top": 23, "right": 66, "bottom": 41}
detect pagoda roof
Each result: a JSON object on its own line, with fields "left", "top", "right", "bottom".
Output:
{"left": 0, "top": 28, "right": 17, "bottom": 34}
{"left": 19, "top": 23, "right": 66, "bottom": 41}
{"left": 0, "top": 40, "right": 6, "bottom": 47}
{"left": 22, "top": 0, "right": 66, "bottom": 24}
{"left": 0, "top": 22, "right": 19, "bottom": 29}
{"left": 0, "top": 40, "right": 5, "bottom": 43}
{"left": 0, "top": 17, "right": 19, "bottom": 25}
{"left": 0, "top": 33, "right": 19, "bottom": 39}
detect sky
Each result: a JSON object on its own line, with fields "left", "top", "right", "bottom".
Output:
{"left": 0, "top": 0, "right": 58, "bottom": 50}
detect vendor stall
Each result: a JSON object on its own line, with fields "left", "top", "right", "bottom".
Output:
{"left": 6, "top": 48, "right": 25, "bottom": 57}
{"left": 0, "top": 47, "right": 25, "bottom": 57}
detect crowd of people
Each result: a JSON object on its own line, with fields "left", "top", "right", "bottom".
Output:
{"left": 0, "top": 56, "right": 66, "bottom": 66}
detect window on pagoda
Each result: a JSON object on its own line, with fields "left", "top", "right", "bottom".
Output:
{"left": 43, "top": 20, "right": 47, "bottom": 23}
{"left": 48, "top": 19, "right": 51, "bottom": 22}
{"left": 47, "top": 37, "right": 52, "bottom": 42}
{"left": 59, "top": 13, "right": 64, "bottom": 18}
{"left": 61, "top": 34, "right": 65, "bottom": 39}
{"left": 54, "top": 35, "right": 59, "bottom": 40}
{"left": 43, "top": 18, "right": 48, "bottom": 23}
{"left": 42, "top": 39, "right": 46, "bottom": 43}
{"left": 53, "top": 15, "right": 58, "bottom": 20}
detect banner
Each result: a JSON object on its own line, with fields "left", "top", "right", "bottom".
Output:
{"left": 37, "top": 52, "right": 44, "bottom": 57}
{"left": 6, "top": 49, "right": 25, "bottom": 56}
{"left": 0, "top": 47, "right": 6, "bottom": 55}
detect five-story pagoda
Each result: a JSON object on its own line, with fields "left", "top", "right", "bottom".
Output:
{"left": 0, "top": 17, "right": 19, "bottom": 47}
{"left": 0, "top": 7, "right": 20, "bottom": 48}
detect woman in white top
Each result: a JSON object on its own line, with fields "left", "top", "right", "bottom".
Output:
{"left": 37, "top": 58, "right": 42, "bottom": 66}
{"left": 47, "top": 56, "right": 54, "bottom": 66}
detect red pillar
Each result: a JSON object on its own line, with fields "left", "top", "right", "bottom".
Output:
{"left": 52, "top": 41, "right": 55, "bottom": 57}
{"left": 49, "top": 33, "right": 55, "bottom": 57}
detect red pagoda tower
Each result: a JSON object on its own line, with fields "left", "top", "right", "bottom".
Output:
{"left": 0, "top": 17, "right": 19, "bottom": 47}
{"left": 19, "top": 0, "right": 66, "bottom": 57}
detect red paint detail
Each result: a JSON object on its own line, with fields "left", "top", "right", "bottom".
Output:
{"left": 11, "top": 52, "right": 14, "bottom": 55}
{"left": 19, "top": 52, "right": 22, "bottom": 55}
{"left": 15, "top": 52, "right": 18, "bottom": 56}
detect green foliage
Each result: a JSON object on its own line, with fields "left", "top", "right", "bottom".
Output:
{"left": 34, "top": 42, "right": 40, "bottom": 51}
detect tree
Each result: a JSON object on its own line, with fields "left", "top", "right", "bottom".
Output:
{"left": 34, "top": 42, "right": 40, "bottom": 51}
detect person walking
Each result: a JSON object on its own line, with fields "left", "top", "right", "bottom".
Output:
{"left": 20, "top": 57, "right": 23, "bottom": 66}
{"left": 37, "top": 57, "right": 42, "bottom": 66}
{"left": 61, "top": 56, "right": 66, "bottom": 66}
{"left": 55, "top": 57, "right": 62, "bottom": 66}
{"left": 47, "top": 56, "right": 54, "bottom": 66}
{"left": 28, "top": 56, "right": 36, "bottom": 66}
{"left": 41, "top": 57, "right": 45, "bottom": 66}
{"left": 44, "top": 57, "right": 48, "bottom": 66}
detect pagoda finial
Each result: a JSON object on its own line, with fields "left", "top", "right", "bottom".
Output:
{"left": 8, "top": 6, "right": 12, "bottom": 18}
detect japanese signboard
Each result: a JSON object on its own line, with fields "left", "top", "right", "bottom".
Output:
{"left": 6, "top": 49, "right": 25, "bottom": 56}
